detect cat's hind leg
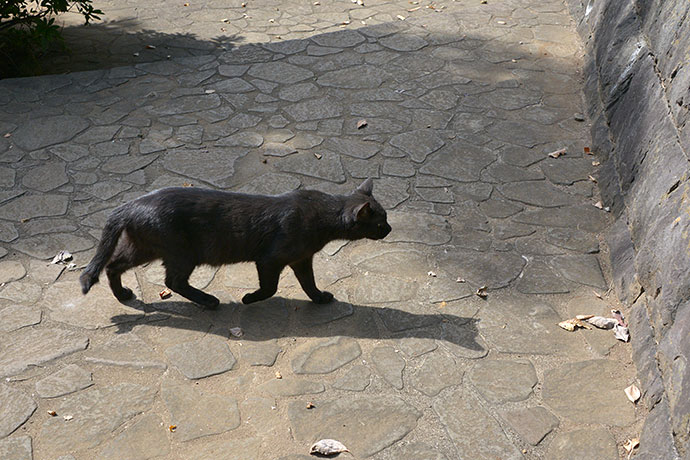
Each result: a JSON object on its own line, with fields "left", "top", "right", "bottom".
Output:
{"left": 105, "top": 238, "right": 151, "bottom": 301}
{"left": 242, "top": 262, "right": 282, "bottom": 304}
{"left": 290, "top": 257, "right": 333, "bottom": 304}
{"left": 163, "top": 260, "right": 220, "bottom": 309}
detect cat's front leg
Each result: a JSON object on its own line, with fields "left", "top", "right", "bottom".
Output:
{"left": 290, "top": 258, "right": 334, "bottom": 304}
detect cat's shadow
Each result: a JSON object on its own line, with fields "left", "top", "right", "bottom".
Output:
{"left": 111, "top": 296, "right": 485, "bottom": 352}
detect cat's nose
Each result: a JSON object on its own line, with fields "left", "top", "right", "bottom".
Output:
{"left": 382, "top": 223, "right": 391, "bottom": 238}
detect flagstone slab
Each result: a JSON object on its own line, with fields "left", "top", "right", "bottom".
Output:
{"left": 501, "top": 406, "right": 559, "bottom": 446}
{"left": 545, "top": 428, "right": 618, "bottom": 460}
{"left": 411, "top": 352, "right": 464, "bottom": 396}
{"left": 469, "top": 359, "right": 538, "bottom": 403}
{"left": 0, "top": 328, "right": 88, "bottom": 378}
{"left": 258, "top": 378, "right": 325, "bottom": 397}
{"left": 161, "top": 384, "right": 240, "bottom": 442}
{"left": 333, "top": 365, "right": 371, "bottom": 391}
{"left": 40, "top": 384, "right": 156, "bottom": 452}
{"left": 0, "top": 195, "right": 69, "bottom": 221}
{"left": 292, "top": 337, "right": 361, "bottom": 374}
{"left": 0, "top": 305, "right": 41, "bottom": 332}
{"left": 13, "top": 115, "right": 89, "bottom": 151}
{"left": 288, "top": 395, "right": 421, "bottom": 457}
{"left": 371, "top": 346, "right": 406, "bottom": 389}
{"left": 98, "top": 414, "right": 170, "bottom": 460}
{"left": 34, "top": 364, "right": 93, "bottom": 399}
{"left": 86, "top": 334, "right": 166, "bottom": 370}
{"left": 0, "top": 385, "right": 36, "bottom": 439}
{"left": 165, "top": 335, "right": 236, "bottom": 379}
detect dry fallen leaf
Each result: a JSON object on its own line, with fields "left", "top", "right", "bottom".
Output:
{"left": 356, "top": 119, "right": 368, "bottom": 129}
{"left": 3, "top": 133, "right": 10, "bottom": 138}
{"left": 611, "top": 309, "right": 627, "bottom": 326}
{"left": 51, "top": 250, "right": 73, "bottom": 265}
{"left": 159, "top": 289, "right": 172, "bottom": 299}
{"left": 592, "top": 160, "right": 601, "bottom": 166}
{"left": 624, "top": 384, "right": 641, "bottom": 403}
{"left": 588, "top": 175, "right": 597, "bottom": 183}
{"left": 427, "top": 271, "right": 437, "bottom": 277}
{"left": 306, "top": 402, "right": 315, "bottom": 409}
{"left": 439, "top": 301, "right": 447, "bottom": 308}
{"left": 229, "top": 327, "right": 244, "bottom": 338}
{"left": 614, "top": 324, "right": 630, "bottom": 342}
{"left": 593, "top": 201, "right": 604, "bottom": 209}
{"left": 558, "top": 318, "right": 592, "bottom": 331}
{"left": 275, "top": 371, "right": 282, "bottom": 379}
{"left": 145, "top": 44, "right": 156, "bottom": 49}
{"left": 497, "top": 20, "right": 506, "bottom": 24}
{"left": 63, "top": 415, "right": 73, "bottom": 421}
{"left": 182, "top": 182, "right": 194, "bottom": 187}
{"left": 475, "top": 286, "right": 488, "bottom": 298}
{"left": 169, "top": 424, "right": 177, "bottom": 432}
{"left": 397, "top": 14, "right": 406, "bottom": 20}
{"left": 47, "top": 410, "right": 57, "bottom": 417}
{"left": 624, "top": 438, "right": 639, "bottom": 459}
{"left": 548, "top": 148, "right": 566, "bottom": 158}
{"left": 314, "top": 153, "right": 322, "bottom": 160}
{"left": 456, "top": 277, "right": 466, "bottom": 283}
{"left": 584, "top": 146, "right": 591, "bottom": 154}
{"left": 310, "top": 439, "right": 349, "bottom": 455}
{"left": 575, "top": 314, "right": 594, "bottom": 320}
{"left": 593, "top": 290, "right": 603, "bottom": 299}
{"left": 586, "top": 316, "right": 617, "bottom": 329}
{"left": 408, "top": 6, "right": 421, "bottom": 11}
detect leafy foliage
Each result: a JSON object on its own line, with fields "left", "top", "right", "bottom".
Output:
{"left": 0, "top": 0, "right": 103, "bottom": 77}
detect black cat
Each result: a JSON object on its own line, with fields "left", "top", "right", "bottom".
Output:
{"left": 79, "top": 179, "right": 391, "bottom": 308}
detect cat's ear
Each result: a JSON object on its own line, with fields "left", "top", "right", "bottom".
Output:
{"left": 354, "top": 202, "right": 371, "bottom": 221}
{"left": 355, "top": 178, "right": 374, "bottom": 196}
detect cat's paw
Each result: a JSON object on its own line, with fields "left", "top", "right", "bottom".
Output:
{"left": 202, "top": 296, "right": 220, "bottom": 310}
{"left": 312, "top": 291, "right": 334, "bottom": 304}
{"left": 114, "top": 287, "right": 134, "bottom": 302}
{"left": 242, "top": 292, "right": 259, "bottom": 304}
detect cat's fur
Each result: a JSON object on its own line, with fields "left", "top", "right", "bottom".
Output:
{"left": 79, "top": 179, "right": 391, "bottom": 308}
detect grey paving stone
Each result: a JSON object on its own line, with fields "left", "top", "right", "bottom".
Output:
{"left": 284, "top": 97, "right": 342, "bottom": 122}
{"left": 292, "top": 337, "right": 361, "bottom": 374}
{"left": 163, "top": 147, "right": 247, "bottom": 188}
{"left": 396, "top": 336, "right": 438, "bottom": 358}
{"left": 546, "top": 227, "right": 600, "bottom": 253}
{"left": 98, "top": 414, "right": 169, "bottom": 460}
{"left": 34, "top": 364, "right": 93, "bottom": 399}
{"left": 344, "top": 157, "right": 381, "bottom": 178}
{"left": 543, "top": 360, "right": 635, "bottom": 426}
{"left": 84, "top": 179, "right": 133, "bottom": 200}
{"left": 0, "top": 435, "right": 32, "bottom": 460}
{"left": 420, "top": 142, "right": 496, "bottom": 180}
{"left": 0, "top": 328, "right": 88, "bottom": 378}
{"left": 0, "top": 261, "right": 25, "bottom": 284}
{"left": 12, "top": 233, "right": 94, "bottom": 259}
{"left": 288, "top": 395, "right": 421, "bottom": 457}
{"left": 216, "top": 131, "right": 263, "bottom": 148}
{"left": 258, "top": 378, "right": 325, "bottom": 396}
{"left": 373, "top": 176, "right": 410, "bottom": 209}
{"left": 501, "top": 406, "right": 559, "bottom": 445}
{"left": 434, "top": 389, "right": 522, "bottom": 460}
{"left": 540, "top": 157, "right": 593, "bottom": 185}
{"left": 240, "top": 340, "right": 281, "bottom": 366}
{"left": 324, "top": 137, "right": 380, "bottom": 159}
{"left": 0, "top": 167, "right": 15, "bottom": 188}
{"left": 294, "top": 299, "right": 354, "bottom": 326}
{"left": 248, "top": 62, "right": 314, "bottom": 84}
{"left": 307, "top": 44, "right": 342, "bottom": 56}
{"left": 437, "top": 249, "right": 525, "bottom": 289}
{"left": 89, "top": 139, "right": 131, "bottom": 156}
{"left": 411, "top": 352, "right": 464, "bottom": 396}
{"left": 218, "top": 64, "right": 249, "bottom": 77}
{"left": 516, "top": 260, "right": 570, "bottom": 294}
{"left": 479, "top": 198, "right": 523, "bottom": 218}
{"left": 162, "top": 384, "right": 240, "bottom": 442}
{"left": 390, "top": 129, "right": 445, "bottom": 163}
{"left": 262, "top": 142, "right": 297, "bottom": 157}
{"left": 333, "top": 365, "right": 371, "bottom": 391}
{"left": 380, "top": 33, "right": 429, "bottom": 51}
{"left": 13, "top": 115, "right": 89, "bottom": 151}
{"left": 0, "top": 280, "right": 42, "bottom": 304}
{"left": 275, "top": 150, "right": 345, "bottom": 182}
{"left": 498, "top": 181, "right": 578, "bottom": 207}
{"left": 101, "top": 155, "right": 157, "bottom": 174}
{"left": 371, "top": 346, "right": 406, "bottom": 389}
{"left": 384, "top": 158, "right": 415, "bottom": 177}
{"left": 41, "top": 383, "right": 156, "bottom": 452}
{"left": 441, "top": 322, "right": 489, "bottom": 359}
{"left": 485, "top": 162, "right": 545, "bottom": 182}
{"left": 545, "top": 428, "right": 618, "bottom": 460}
{"left": 85, "top": 334, "right": 166, "bottom": 370}
{"left": 227, "top": 113, "right": 262, "bottom": 128}
{"left": 165, "top": 335, "right": 236, "bottom": 379}
{"left": 512, "top": 206, "right": 609, "bottom": 233}
{"left": 0, "top": 305, "right": 41, "bottom": 333}
{"left": 239, "top": 297, "right": 290, "bottom": 338}
{"left": 549, "top": 254, "right": 607, "bottom": 289}
{"left": 388, "top": 442, "right": 449, "bottom": 460}
{"left": 44, "top": 279, "right": 145, "bottom": 329}
{"left": 211, "top": 77, "right": 255, "bottom": 93}
{"left": 469, "top": 359, "right": 538, "bottom": 403}
{"left": 236, "top": 173, "right": 301, "bottom": 195}
{"left": 475, "top": 293, "right": 581, "bottom": 354}
{"left": 0, "top": 194, "right": 68, "bottom": 220}
{"left": 278, "top": 82, "right": 319, "bottom": 102}
{"left": 21, "top": 162, "right": 68, "bottom": 192}
{"left": 149, "top": 93, "right": 221, "bottom": 116}
{"left": 0, "top": 385, "right": 36, "bottom": 439}
{"left": 318, "top": 65, "right": 389, "bottom": 89}
{"left": 352, "top": 273, "right": 418, "bottom": 304}
{"left": 311, "top": 29, "right": 365, "bottom": 48}
{"left": 386, "top": 211, "right": 451, "bottom": 245}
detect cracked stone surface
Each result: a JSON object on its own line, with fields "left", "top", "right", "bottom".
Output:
{"left": 0, "top": 385, "right": 37, "bottom": 439}
{"left": 0, "top": 0, "right": 640, "bottom": 457}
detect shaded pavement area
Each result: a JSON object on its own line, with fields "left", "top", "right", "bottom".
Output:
{"left": 0, "top": 0, "right": 643, "bottom": 458}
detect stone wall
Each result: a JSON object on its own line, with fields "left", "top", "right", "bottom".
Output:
{"left": 565, "top": 0, "right": 690, "bottom": 458}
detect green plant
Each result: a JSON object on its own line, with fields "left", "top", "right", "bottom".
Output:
{"left": 0, "top": 0, "right": 103, "bottom": 77}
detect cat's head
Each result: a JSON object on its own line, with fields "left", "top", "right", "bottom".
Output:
{"left": 346, "top": 179, "right": 391, "bottom": 240}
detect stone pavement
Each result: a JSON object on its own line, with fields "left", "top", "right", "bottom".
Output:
{"left": 0, "top": 0, "right": 644, "bottom": 459}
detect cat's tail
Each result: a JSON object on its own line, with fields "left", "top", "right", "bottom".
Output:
{"left": 79, "top": 212, "right": 126, "bottom": 295}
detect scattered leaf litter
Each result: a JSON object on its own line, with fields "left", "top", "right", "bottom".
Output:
{"left": 159, "top": 289, "right": 172, "bottom": 300}
{"left": 548, "top": 148, "right": 566, "bottom": 158}
{"left": 51, "top": 250, "right": 73, "bottom": 265}
{"left": 624, "top": 384, "right": 641, "bottom": 403}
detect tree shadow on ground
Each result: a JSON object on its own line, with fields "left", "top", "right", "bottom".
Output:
{"left": 110, "top": 295, "right": 486, "bottom": 354}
